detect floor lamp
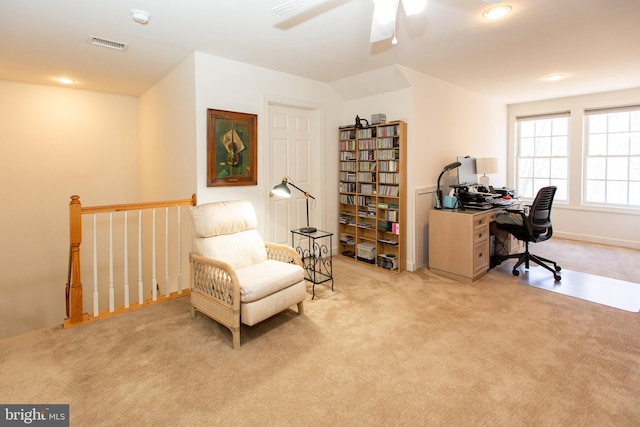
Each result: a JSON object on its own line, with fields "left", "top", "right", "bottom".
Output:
{"left": 271, "top": 177, "right": 317, "bottom": 233}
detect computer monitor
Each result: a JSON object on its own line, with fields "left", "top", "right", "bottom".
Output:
{"left": 457, "top": 156, "right": 478, "bottom": 185}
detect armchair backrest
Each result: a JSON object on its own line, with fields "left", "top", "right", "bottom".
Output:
{"left": 526, "top": 186, "right": 556, "bottom": 240}
{"left": 190, "top": 200, "right": 267, "bottom": 270}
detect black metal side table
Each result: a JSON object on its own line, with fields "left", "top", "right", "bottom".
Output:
{"left": 291, "top": 228, "right": 334, "bottom": 299}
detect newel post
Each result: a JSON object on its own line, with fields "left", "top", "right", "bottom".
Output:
{"left": 68, "top": 195, "right": 84, "bottom": 323}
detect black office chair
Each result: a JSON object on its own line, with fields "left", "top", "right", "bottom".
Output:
{"left": 494, "top": 186, "right": 562, "bottom": 281}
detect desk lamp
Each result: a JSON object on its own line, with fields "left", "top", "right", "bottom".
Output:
{"left": 435, "top": 162, "right": 461, "bottom": 209}
{"left": 271, "top": 177, "right": 317, "bottom": 233}
{"left": 476, "top": 157, "right": 498, "bottom": 188}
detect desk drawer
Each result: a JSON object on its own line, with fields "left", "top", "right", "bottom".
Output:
{"left": 473, "top": 241, "right": 489, "bottom": 276}
{"left": 473, "top": 213, "right": 490, "bottom": 245}
{"left": 473, "top": 226, "right": 489, "bottom": 244}
{"left": 473, "top": 214, "right": 489, "bottom": 229}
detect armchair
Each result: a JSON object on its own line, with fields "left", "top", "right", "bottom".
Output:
{"left": 189, "top": 200, "right": 306, "bottom": 349}
{"left": 494, "top": 186, "right": 562, "bottom": 281}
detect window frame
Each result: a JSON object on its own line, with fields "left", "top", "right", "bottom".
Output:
{"left": 583, "top": 105, "right": 640, "bottom": 209}
{"left": 514, "top": 112, "right": 570, "bottom": 202}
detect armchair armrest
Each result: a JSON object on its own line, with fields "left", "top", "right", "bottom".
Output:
{"left": 265, "top": 242, "right": 303, "bottom": 267}
{"left": 189, "top": 252, "right": 241, "bottom": 310}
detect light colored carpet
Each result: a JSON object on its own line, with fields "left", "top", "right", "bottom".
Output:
{"left": 1, "top": 238, "right": 639, "bottom": 426}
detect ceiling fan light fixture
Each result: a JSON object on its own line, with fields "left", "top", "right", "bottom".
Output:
{"left": 482, "top": 5, "right": 512, "bottom": 20}
{"left": 401, "top": 0, "right": 428, "bottom": 16}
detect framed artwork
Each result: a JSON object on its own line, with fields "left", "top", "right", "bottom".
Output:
{"left": 206, "top": 108, "right": 258, "bottom": 187}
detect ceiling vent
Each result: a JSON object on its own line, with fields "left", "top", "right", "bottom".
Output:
{"left": 88, "top": 36, "right": 128, "bottom": 51}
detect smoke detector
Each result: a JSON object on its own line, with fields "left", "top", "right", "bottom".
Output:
{"left": 131, "top": 9, "right": 151, "bottom": 25}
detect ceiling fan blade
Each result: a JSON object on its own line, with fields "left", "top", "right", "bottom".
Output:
{"left": 370, "top": 0, "right": 399, "bottom": 43}
{"left": 272, "top": 0, "right": 327, "bottom": 18}
{"left": 401, "top": 0, "right": 428, "bottom": 16}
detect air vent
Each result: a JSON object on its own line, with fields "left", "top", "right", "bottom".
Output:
{"left": 88, "top": 36, "right": 128, "bottom": 51}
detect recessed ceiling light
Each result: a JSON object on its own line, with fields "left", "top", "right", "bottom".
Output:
{"left": 482, "top": 5, "right": 512, "bottom": 20}
{"left": 545, "top": 74, "right": 566, "bottom": 81}
{"left": 56, "top": 78, "right": 75, "bottom": 85}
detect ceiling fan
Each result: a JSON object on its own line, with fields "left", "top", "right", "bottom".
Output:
{"left": 272, "top": 0, "right": 505, "bottom": 44}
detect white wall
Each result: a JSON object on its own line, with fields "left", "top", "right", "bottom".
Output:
{"left": 403, "top": 68, "right": 507, "bottom": 270}
{"left": 400, "top": 66, "right": 508, "bottom": 190}
{"left": 0, "top": 81, "right": 140, "bottom": 338}
{"left": 192, "top": 52, "right": 343, "bottom": 238}
{"left": 139, "top": 54, "right": 197, "bottom": 201}
{"left": 508, "top": 88, "right": 640, "bottom": 249}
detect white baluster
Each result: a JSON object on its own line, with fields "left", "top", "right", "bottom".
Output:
{"left": 124, "top": 211, "right": 129, "bottom": 309}
{"left": 93, "top": 214, "right": 99, "bottom": 317}
{"left": 138, "top": 210, "right": 143, "bottom": 305}
{"left": 165, "top": 207, "right": 170, "bottom": 297}
{"left": 109, "top": 212, "right": 114, "bottom": 312}
{"left": 177, "top": 206, "right": 182, "bottom": 294}
{"left": 152, "top": 208, "right": 157, "bottom": 301}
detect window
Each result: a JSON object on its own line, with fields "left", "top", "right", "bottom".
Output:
{"left": 515, "top": 113, "right": 569, "bottom": 200}
{"left": 585, "top": 106, "right": 640, "bottom": 207}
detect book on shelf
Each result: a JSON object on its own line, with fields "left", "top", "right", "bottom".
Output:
{"left": 378, "top": 185, "right": 399, "bottom": 197}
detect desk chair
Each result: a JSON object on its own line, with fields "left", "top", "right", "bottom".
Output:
{"left": 494, "top": 186, "right": 562, "bottom": 281}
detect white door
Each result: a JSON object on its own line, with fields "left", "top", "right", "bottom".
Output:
{"left": 268, "top": 104, "right": 318, "bottom": 245}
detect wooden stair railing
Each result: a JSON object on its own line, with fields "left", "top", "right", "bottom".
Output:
{"left": 65, "top": 194, "right": 197, "bottom": 328}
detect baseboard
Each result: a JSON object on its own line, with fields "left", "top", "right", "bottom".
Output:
{"left": 554, "top": 231, "right": 640, "bottom": 250}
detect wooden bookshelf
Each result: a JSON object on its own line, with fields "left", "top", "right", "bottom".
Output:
{"left": 338, "top": 120, "right": 406, "bottom": 272}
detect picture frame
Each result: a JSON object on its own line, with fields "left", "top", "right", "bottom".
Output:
{"left": 206, "top": 108, "right": 258, "bottom": 187}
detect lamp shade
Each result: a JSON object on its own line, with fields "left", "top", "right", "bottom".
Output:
{"left": 476, "top": 158, "right": 498, "bottom": 175}
{"left": 270, "top": 177, "right": 316, "bottom": 233}
{"left": 271, "top": 179, "right": 291, "bottom": 198}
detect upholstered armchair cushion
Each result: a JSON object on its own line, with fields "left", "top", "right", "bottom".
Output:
{"left": 193, "top": 230, "right": 267, "bottom": 271}
{"left": 236, "top": 259, "right": 304, "bottom": 303}
{"left": 191, "top": 200, "right": 267, "bottom": 270}
{"left": 191, "top": 199, "right": 258, "bottom": 237}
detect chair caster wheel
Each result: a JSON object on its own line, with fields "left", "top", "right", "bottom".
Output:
{"left": 554, "top": 274, "right": 562, "bottom": 281}
{"left": 512, "top": 270, "right": 520, "bottom": 276}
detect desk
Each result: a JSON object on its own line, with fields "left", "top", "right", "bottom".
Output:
{"left": 428, "top": 206, "right": 522, "bottom": 282}
{"left": 291, "top": 228, "right": 334, "bottom": 299}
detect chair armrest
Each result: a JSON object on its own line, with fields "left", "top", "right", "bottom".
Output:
{"left": 189, "top": 252, "right": 240, "bottom": 308}
{"left": 265, "top": 242, "right": 303, "bottom": 267}
{"left": 505, "top": 208, "right": 527, "bottom": 224}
